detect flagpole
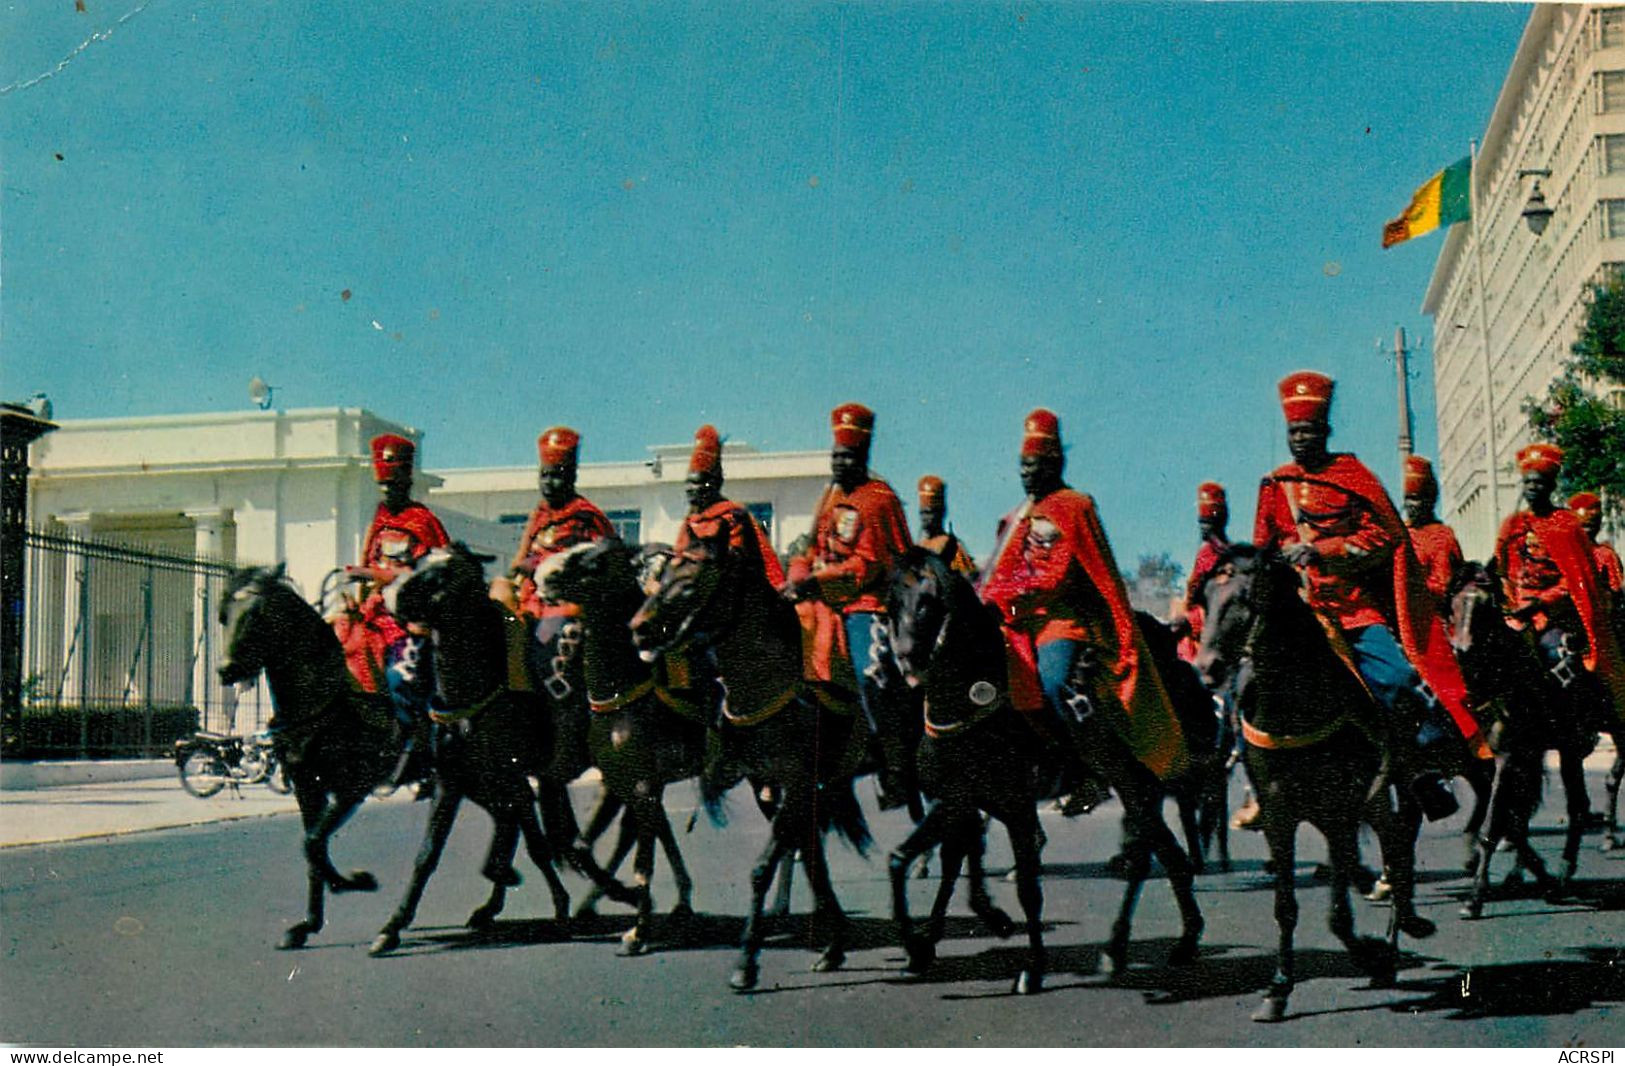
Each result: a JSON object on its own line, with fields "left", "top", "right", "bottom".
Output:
{"left": 1467, "top": 138, "right": 1503, "bottom": 541}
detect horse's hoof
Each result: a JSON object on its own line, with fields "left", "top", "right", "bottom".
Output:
{"left": 1364, "top": 877, "right": 1392, "bottom": 904}
{"left": 1458, "top": 900, "right": 1483, "bottom": 921}
{"left": 1558, "top": 860, "right": 1578, "bottom": 885}
{"left": 1500, "top": 868, "right": 1526, "bottom": 889}
{"left": 1013, "top": 969, "right": 1043, "bottom": 995}
{"left": 335, "top": 870, "right": 378, "bottom": 894}
{"left": 618, "top": 934, "right": 649, "bottom": 957}
{"left": 729, "top": 963, "right": 759, "bottom": 992}
{"left": 574, "top": 894, "right": 602, "bottom": 920}
{"left": 1252, "top": 996, "right": 1288, "bottom": 1024}
{"left": 812, "top": 948, "right": 845, "bottom": 973}
{"left": 1600, "top": 834, "right": 1621, "bottom": 853}
{"left": 1100, "top": 945, "right": 1128, "bottom": 979}
{"left": 981, "top": 907, "right": 1016, "bottom": 940}
{"left": 466, "top": 907, "right": 499, "bottom": 931}
{"left": 484, "top": 865, "right": 522, "bottom": 888}
{"left": 1003, "top": 867, "right": 1019, "bottom": 884}
{"left": 1400, "top": 914, "right": 1437, "bottom": 939}
{"left": 670, "top": 901, "right": 695, "bottom": 921}
{"left": 279, "top": 927, "right": 309, "bottom": 951}
{"left": 368, "top": 931, "right": 400, "bottom": 957}
{"left": 903, "top": 938, "right": 936, "bottom": 975}
{"left": 1168, "top": 937, "right": 1201, "bottom": 967}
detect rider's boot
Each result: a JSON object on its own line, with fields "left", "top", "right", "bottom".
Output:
{"left": 1398, "top": 691, "right": 1459, "bottom": 823}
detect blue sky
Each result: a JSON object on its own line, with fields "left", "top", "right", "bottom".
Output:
{"left": 0, "top": 1, "right": 1530, "bottom": 567}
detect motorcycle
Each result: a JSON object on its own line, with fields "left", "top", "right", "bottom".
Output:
{"left": 174, "top": 730, "right": 290, "bottom": 798}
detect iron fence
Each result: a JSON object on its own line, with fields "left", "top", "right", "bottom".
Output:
{"left": 16, "top": 529, "right": 273, "bottom": 758}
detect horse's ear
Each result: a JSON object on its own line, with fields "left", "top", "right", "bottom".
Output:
{"left": 271, "top": 561, "right": 287, "bottom": 581}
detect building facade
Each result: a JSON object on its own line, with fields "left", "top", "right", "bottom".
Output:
{"left": 1425, "top": 3, "right": 1625, "bottom": 557}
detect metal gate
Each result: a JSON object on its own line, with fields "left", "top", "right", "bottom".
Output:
{"left": 17, "top": 529, "right": 273, "bottom": 758}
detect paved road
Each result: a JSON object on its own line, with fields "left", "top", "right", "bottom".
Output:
{"left": 1, "top": 772, "right": 1621, "bottom": 1047}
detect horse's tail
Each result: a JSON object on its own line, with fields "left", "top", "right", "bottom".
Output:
{"left": 818, "top": 777, "right": 872, "bottom": 857}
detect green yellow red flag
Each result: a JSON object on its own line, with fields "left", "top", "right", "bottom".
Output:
{"left": 1382, "top": 156, "right": 1472, "bottom": 248}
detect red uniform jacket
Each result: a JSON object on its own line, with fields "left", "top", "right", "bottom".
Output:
{"left": 511, "top": 495, "right": 617, "bottom": 618}
{"left": 1593, "top": 539, "right": 1624, "bottom": 598}
{"left": 1177, "top": 536, "right": 1229, "bottom": 662}
{"left": 786, "top": 479, "right": 912, "bottom": 686}
{"left": 339, "top": 500, "right": 450, "bottom": 692}
{"left": 1407, "top": 520, "right": 1465, "bottom": 616}
{"left": 674, "top": 498, "right": 785, "bottom": 587}
{"left": 1255, "top": 455, "right": 1483, "bottom": 752}
{"left": 982, "top": 488, "right": 1188, "bottom": 780}
{"left": 1495, "top": 509, "right": 1625, "bottom": 716}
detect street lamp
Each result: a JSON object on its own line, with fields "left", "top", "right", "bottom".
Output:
{"left": 1518, "top": 168, "right": 1554, "bottom": 236}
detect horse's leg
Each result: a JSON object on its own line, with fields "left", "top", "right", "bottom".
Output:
{"left": 304, "top": 786, "right": 376, "bottom": 894}
{"left": 1461, "top": 759, "right": 1493, "bottom": 876}
{"left": 963, "top": 813, "right": 1016, "bottom": 939}
{"left": 889, "top": 800, "right": 950, "bottom": 974}
{"left": 652, "top": 803, "right": 696, "bottom": 917}
{"left": 480, "top": 817, "right": 522, "bottom": 887}
{"left": 575, "top": 809, "right": 638, "bottom": 918}
{"left": 1326, "top": 818, "right": 1394, "bottom": 985}
{"left": 281, "top": 787, "right": 331, "bottom": 950}
{"left": 992, "top": 795, "right": 1046, "bottom": 995}
{"left": 923, "top": 816, "right": 969, "bottom": 948}
{"left": 1132, "top": 787, "right": 1203, "bottom": 966}
{"left": 1254, "top": 811, "right": 1298, "bottom": 1023}
{"left": 617, "top": 796, "right": 661, "bottom": 957}
{"left": 517, "top": 798, "right": 572, "bottom": 923}
{"left": 797, "top": 801, "right": 851, "bottom": 975}
{"left": 1462, "top": 753, "right": 1513, "bottom": 920}
{"left": 370, "top": 790, "right": 463, "bottom": 956}
{"left": 1100, "top": 825, "right": 1149, "bottom": 979}
{"left": 1603, "top": 742, "right": 1623, "bottom": 851}
{"left": 766, "top": 849, "right": 796, "bottom": 918}
{"left": 730, "top": 819, "right": 792, "bottom": 991}
{"left": 1372, "top": 785, "right": 1434, "bottom": 942}
{"left": 1556, "top": 742, "right": 1589, "bottom": 881}
{"left": 1178, "top": 785, "right": 1205, "bottom": 875}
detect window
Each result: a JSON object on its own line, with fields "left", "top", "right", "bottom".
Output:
{"left": 1602, "top": 7, "right": 1625, "bottom": 48}
{"left": 498, "top": 512, "right": 529, "bottom": 525}
{"left": 605, "top": 509, "right": 642, "bottom": 544}
{"left": 1605, "top": 134, "right": 1625, "bottom": 174}
{"left": 1604, "top": 199, "right": 1625, "bottom": 238}
{"left": 1600, "top": 70, "right": 1625, "bottom": 112}
{"left": 745, "top": 502, "right": 774, "bottom": 538}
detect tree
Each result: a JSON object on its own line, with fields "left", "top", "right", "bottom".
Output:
{"left": 1522, "top": 276, "right": 1625, "bottom": 525}
{"left": 1128, "top": 551, "right": 1185, "bottom": 619}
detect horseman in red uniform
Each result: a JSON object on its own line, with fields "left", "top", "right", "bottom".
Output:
{"left": 1494, "top": 447, "right": 1625, "bottom": 723}
{"left": 1569, "top": 492, "right": 1624, "bottom": 604}
{"left": 1174, "top": 481, "right": 1230, "bottom": 663}
{"left": 783, "top": 403, "right": 917, "bottom": 809}
{"left": 674, "top": 425, "right": 784, "bottom": 586}
{"left": 506, "top": 426, "right": 617, "bottom": 777}
{"left": 915, "top": 475, "right": 978, "bottom": 578}
{"left": 331, "top": 434, "right": 449, "bottom": 786}
{"left": 1254, "top": 371, "right": 1484, "bottom": 820}
{"left": 1401, "top": 455, "right": 1465, "bottom": 616}
{"left": 981, "top": 408, "right": 1189, "bottom": 786}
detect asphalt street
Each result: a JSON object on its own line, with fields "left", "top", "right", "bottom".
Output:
{"left": 1, "top": 771, "right": 1621, "bottom": 1047}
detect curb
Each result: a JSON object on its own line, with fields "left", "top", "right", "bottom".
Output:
{"left": 0, "top": 760, "right": 175, "bottom": 792}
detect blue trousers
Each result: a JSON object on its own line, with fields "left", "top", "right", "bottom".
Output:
{"left": 843, "top": 612, "right": 892, "bottom": 736}
{"left": 1347, "top": 623, "right": 1452, "bottom": 749}
{"left": 385, "top": 635, "right": 435, "bottom": 729}
{"left": 1037, "top": 638, "right": 1086, "bottom": 720}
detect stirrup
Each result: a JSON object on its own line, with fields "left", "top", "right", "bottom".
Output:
{"left": 543, "top": 674, "right": 573, "bottom": 701}
{"left": 1550, "top": 658, "right": 1577, "bottom": 689}
{"left": 1061, "top": 686, "right": 1095, "bottom": 724}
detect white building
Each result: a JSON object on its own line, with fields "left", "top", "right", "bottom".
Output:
{"left": 20, "top": 407, "right": 835, "bottom": 731}
{"left": 1424, "top": 3, "right": 1625, "bottom": 558}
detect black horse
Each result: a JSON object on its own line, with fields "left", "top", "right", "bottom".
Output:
{"left": 1447, "top": 561, "right": 1589, "bottom": 916}
{"left": 217, "top": 564, "right": 397, "bottom": 949}
{"left": 885, "top": 549, "right": 1046, "bottom": 993}
{"left": 1194, "top": 544, "right": 1436, "bottom": 1023}
{"left": 533, "top": 539, "right": 706, "bottom": 953}
{"left": 369, "top": 544, "right": 634, "bottom": 956}
{"left": 630, "top": 534, "right": 871, "bottom": 992}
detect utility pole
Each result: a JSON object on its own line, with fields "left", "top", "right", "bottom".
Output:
{"left": 1395, "top": 326, "right": 1415, "bottom": 462}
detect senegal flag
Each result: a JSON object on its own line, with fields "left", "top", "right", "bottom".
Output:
{"left": 1382, "top": 156, "right": 1472, "bottom": 248}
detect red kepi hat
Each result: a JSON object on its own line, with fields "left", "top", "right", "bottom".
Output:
{"left": 1021, "top": 408, "right": 1062, "bottom": 457}
{"left": 690, "top": 424, "right": 722, "bottom": 476}
{"left": 1196, "top": 481, "right": 1227, "bottom": 520}
{"left": 830, "top": 403, "right": 875, "bottom": 450}
{"left": 370, "top": 434, "right": 415, "bottom": 482}
{"left": 1568, "top": 491, "right": 1602, "bottom": 519}
{"left": 918, "top": 475, "right": 946, "bottom": 509}
{"left": 1402, "top": 455, "right": 1439, "bottom": 498}
{"left": 1277, "top": 371, "right": 1335, "bottom": 423}
{"left": 1516, "top": 443, "right": 1563, "bottom": 476}
{"left": 538, "top": 426, "right": 581, "bottom": 467}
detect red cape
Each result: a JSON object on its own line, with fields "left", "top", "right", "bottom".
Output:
{"left": 1258, "top": 456, "right": 1487, "bottom": 756}
{"left": 1497, "top": 509, "right": 1625, "bottom": 718}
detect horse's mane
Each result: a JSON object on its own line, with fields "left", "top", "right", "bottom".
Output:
{"left": 1444, "top": 559, "right": 1498, "bottom": 607}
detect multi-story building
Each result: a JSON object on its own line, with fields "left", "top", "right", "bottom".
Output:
{"left": 1425, "top": 3, "right": 1625, "bottom": 557}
